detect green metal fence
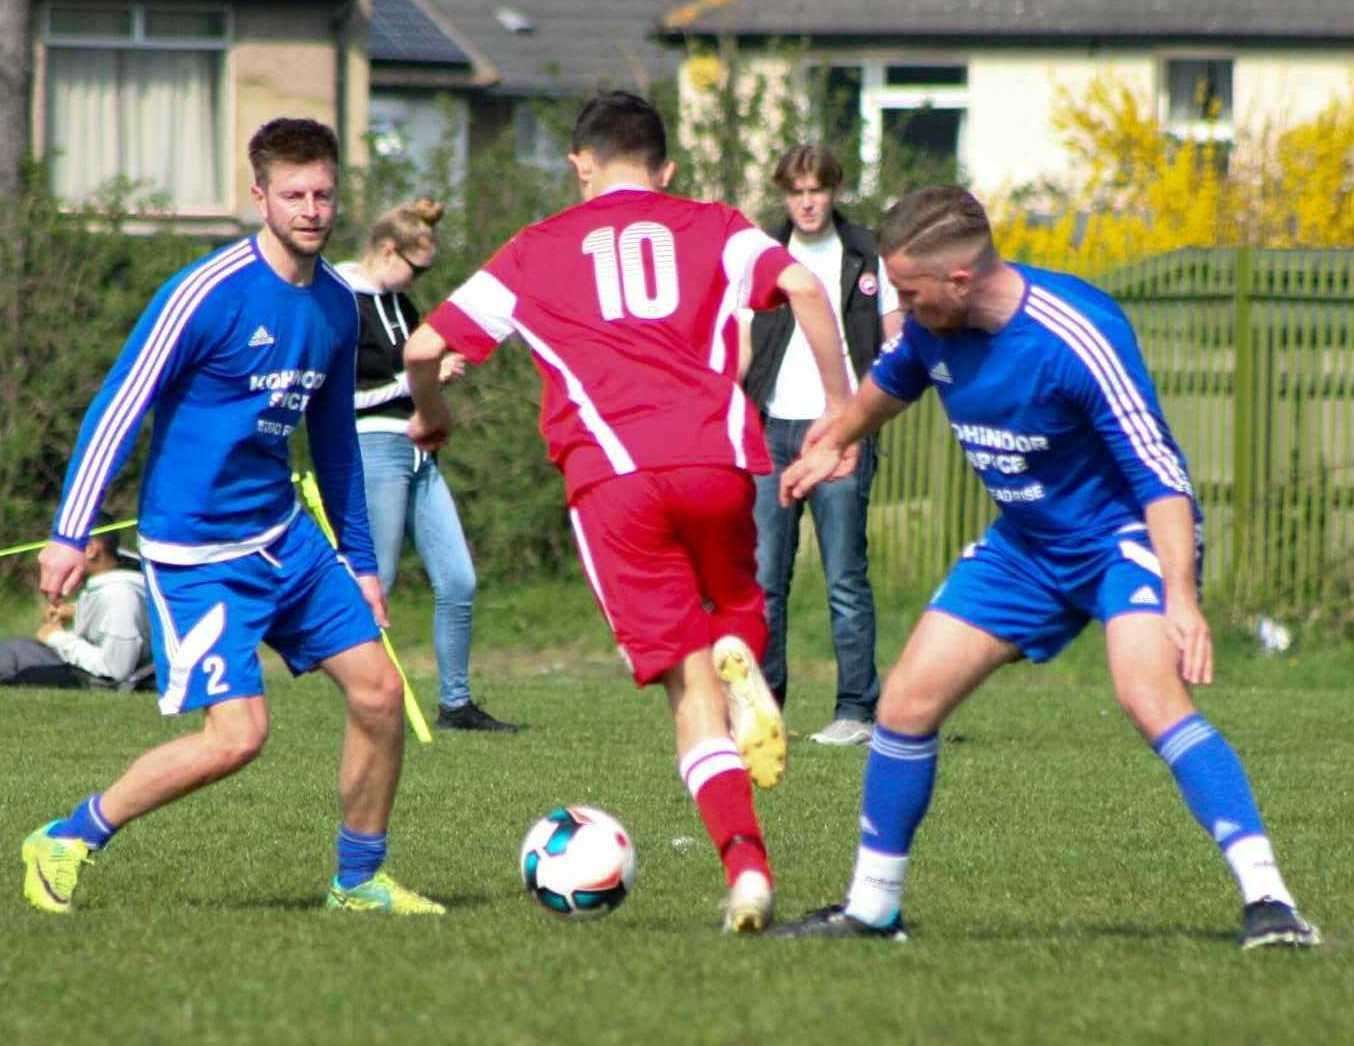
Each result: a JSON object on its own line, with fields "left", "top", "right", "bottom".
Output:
{"left": 870, "top": 248, "right": 1354, "bottom": 613}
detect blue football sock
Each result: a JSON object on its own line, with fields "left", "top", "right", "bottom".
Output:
{"left": 844, "top": 726, "right": 938, "bottom": 926}
{"left": 336, "top": 826, "right": 388, "bottom": 889}
{"left": 1154, "top": 714, "right": 1265, "bottom": 852}
{"left": 859, "top": 726, "right": 940, "bottom": 856}
{"left": 50, "top": 793, "right": 118, "bottom": 850}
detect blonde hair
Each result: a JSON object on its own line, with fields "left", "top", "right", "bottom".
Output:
{"left": 878, "top": 185, "right": 996, "bottom": 269}
{"left": 366, "top": 197, "right": 444, "bottom": 254}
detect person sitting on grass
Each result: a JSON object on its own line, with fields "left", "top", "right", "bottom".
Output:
{"left": 0, "top": 521, "right": 151, "bottom": 691}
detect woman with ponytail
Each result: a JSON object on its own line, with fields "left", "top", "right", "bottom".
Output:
{"left": 338, "top": 199, "right": 519, "bottom": 733}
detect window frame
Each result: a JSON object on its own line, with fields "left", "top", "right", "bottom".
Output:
{"left": 39, "top": 1, "right": 235, "bottom": 216}
{"left": 1158, "top": 52, "right": 1236, "bottom": 145}
{"left": 806, "top": 57, "right": 970, "bottom": 194}
{"left": 45, "top": 2, "right": 232, "bottom": 51}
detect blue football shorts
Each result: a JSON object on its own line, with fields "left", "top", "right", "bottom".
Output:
{"left": 929, "top": 521, "right": 1204, "bottom": 663}
{"left": 140, "top": 512, "right": 381, "bottom": 715}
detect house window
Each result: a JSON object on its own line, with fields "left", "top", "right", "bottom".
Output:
{"left": 368, "top": 92, "right": 469, "bottom": 188}
{"left": 1163, "top": 57, "right": 1234, "bottom": 142}
{"left": 43, "top": 3, "right": 230, "bottom": 210}
{"left": 806, "top": 59, "right": 969, "bottom": 193}
{"left": 513, "top": 102, "right": 565, "bottom": 171}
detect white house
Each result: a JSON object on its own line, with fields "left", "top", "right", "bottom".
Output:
{"left": 661, "top": 0, "right": 1354, "bottom": 201}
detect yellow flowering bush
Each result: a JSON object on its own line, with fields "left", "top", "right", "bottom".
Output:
{"left": 994, "top": 76, "right": 1354, "bottom": 273}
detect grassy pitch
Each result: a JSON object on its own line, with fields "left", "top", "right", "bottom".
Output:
{"left": 0, "top": 580, "right": 1349, "bottom": 1045}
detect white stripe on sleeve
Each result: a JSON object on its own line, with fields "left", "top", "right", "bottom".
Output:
{"left": 448, "top": 270, "right": 518, "bottom": 343}
{"left": 58, "top": 241, "right": 256, "bottom": 540}
{"left": 1025, "top": 287, "right": 1192, "bottom": 495}
{"left": 721, "top": 226, "right": 779, "bottom": 309}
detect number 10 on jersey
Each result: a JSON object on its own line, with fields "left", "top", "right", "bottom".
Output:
{"left": 582, "top": 222, "right": 679, "bottom": 321}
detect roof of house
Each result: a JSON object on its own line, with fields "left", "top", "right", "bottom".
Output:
{"left": 660, "top": 0, "right": 1354, "bottom": 40}
{"left": 369, "top": 0, "right": 471, "bottom": 66}
{"left": 419, "top": 1, "right": 680, "bottom": 95}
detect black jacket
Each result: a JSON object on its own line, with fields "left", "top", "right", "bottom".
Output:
{"left": 744, "top": 212, "right": 885, "bottom": 410}
{"left": 338, "top": 261, "right": 422, "bottom": 424}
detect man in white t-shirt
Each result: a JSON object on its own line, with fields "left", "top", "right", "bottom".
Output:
{"left": 742, "top": 144, "right": 903, "bottom": 745}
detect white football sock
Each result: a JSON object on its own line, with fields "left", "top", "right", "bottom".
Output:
{"left": 1225, "top": 835, "right": 1295, "bottom": 907}
{"left": 844, "top": 846, "right": 908, "bottom": 927}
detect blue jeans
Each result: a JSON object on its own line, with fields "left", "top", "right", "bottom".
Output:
{"left": 753, "top": 417, "right": 880, "bottom": 722}
{"left": 359, "top": 430, "right": 477, "bottom": 710}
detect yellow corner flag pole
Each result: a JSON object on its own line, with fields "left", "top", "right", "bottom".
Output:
{"left": 0, "top": 519, "right": 139, "bottom": 560}
{"left": 295, "top": 471, "right": 433, "bottom": 745}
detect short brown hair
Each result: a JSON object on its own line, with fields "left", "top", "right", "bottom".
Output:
{"left": 572, "top": 91, "right": 667, "bottom": 170}
{"left": 366, "top": 197, "right": 444, "bottom": 254}
{"left": 248, "top": 117, "right": 339, "bottom": 185}
{"left": 773, "top": 144, "right": 843, "bottom": 193}
{"left": 878, "top": 185, "right": 995, "bottom": 267}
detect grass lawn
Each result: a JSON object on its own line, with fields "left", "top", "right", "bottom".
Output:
{"left": 0, "top": 574, "right": 1349, "bottom": 1044}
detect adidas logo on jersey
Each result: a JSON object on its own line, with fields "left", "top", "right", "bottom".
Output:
{"left": 928, "top": 360, "right": 953, "bottom": 384}
{"left": 1129, "top": 585, "right": 1160, "bottom": 606}
{"left": 248, "top": 325, "right": 275, "bottom": 347}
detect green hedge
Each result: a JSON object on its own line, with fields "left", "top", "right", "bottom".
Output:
{"left": 1, "top": 81, "right": 946, "bottom": 585}
{"left": 0, "top": 126, "right": 576, "bottom": 584}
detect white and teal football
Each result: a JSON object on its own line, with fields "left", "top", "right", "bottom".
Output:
{"left": 519, "top": 806, "right": 636, "bottom": 918}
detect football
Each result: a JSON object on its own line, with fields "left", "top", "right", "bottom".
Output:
{"left": 519, "top": 806, "right": 637, "bottom": 918}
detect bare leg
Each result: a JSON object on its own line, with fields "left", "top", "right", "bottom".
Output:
{"left": 665, "top": 647, "right": 773, "bottom": 930}
{"left": 321, "top": 640, "right": 405, "bottom": 834}
{"left": 663, "top": 647, "right": 729, "bottom": 760}
{"left": 1104, "top": 612, "right": 1196, "bottom": 739}
{"left": 838, "top": 611, "right": 1015, "bottom": 929}
{"left": 1105, "top": 613, "right": 1314, "bottom": 944}
{"left": 877, "top": 610, "right": 1018, "bottom": 733}
{"left": 99, "top": 696, "right": 270, "bottom": 826}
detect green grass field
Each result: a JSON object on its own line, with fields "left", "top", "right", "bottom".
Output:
{"left": 1, "top": 575, "right": 1350, "bottom": 1045}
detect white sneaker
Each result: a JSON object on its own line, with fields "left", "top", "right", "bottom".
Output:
{"left": 810, "top": 719, "right": 873, "bottom": 746}
{"left": 713, "top": 635, "right": 786, "bottom": 789}
{"left": 722, "top": 869, "right": 774, "bottom": 934}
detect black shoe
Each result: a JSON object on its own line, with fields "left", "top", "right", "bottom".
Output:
{"left": 1239, "top": 898, "right": 1321, "bottom": 950}
{"left": 766, "top": 903, "right": 909, "bottom": 940}
{"left": 435, "top": 701, "right": 520, "bottom": 733}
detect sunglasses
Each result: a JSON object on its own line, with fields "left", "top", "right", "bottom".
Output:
{"left": 395, "top": 249, "right": 432, "bottom": 277}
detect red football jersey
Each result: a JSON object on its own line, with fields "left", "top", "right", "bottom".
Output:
{"left": 425, "top": 186, "right": 795, "bottom": 501}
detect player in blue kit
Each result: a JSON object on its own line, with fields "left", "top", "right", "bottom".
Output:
{"left": 770, "top": 186, "right": 1319, "bottom": 949}
{"left": 22, "top": 118, "right": 442, "bottom": 916}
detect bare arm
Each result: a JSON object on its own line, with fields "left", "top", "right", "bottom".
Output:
{"left": 776, "top": 262, "right": 851, "bottom": 412}
{"left": 1145, "top": 494, "right": 1211, "bottom": 686}
{"left": 882, "top": 308, "right": 904, "bottom": 343}
{"left": 780, "top": 376, "right": 908, "bottom": 505}
{"left": 402, "top": 323, "right": 453, "bottom": 451}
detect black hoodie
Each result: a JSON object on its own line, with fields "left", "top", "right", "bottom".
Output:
{"left": 337, "top": 260, "right": 423, "bottom": 430}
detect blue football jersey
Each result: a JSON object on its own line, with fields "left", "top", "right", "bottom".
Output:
{"left": 52, "top": 236, "right": 376, "bottom": 573}
{"left": 871, "top": 264, "right": 1197, "bottom": 548}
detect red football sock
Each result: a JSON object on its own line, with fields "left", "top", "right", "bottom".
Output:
{"left": 679, "top": 737, "right": 771, "bottom": 886}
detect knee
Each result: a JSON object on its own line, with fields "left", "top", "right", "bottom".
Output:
{"left": 876, "top": 674, "right": 945, "bottom": 736}
{"left": 209, "top": 722, "right": 269, "bottom": 773}
{"left": 1117, "top": 680, "right": 1195, "bottom": 741}
{"left": 349, "top": 667, "right": 404, "bottom": 723}
{"left": 433, "top": 566, "right": 476, "bottom": 604}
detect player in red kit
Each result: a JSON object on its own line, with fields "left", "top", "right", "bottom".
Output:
{"left": 401, "top": 91, "right": 853, "bottom": 932}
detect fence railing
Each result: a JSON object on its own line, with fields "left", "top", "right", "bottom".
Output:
{"left": 870, "top": 247, "right": 1354, "bottom": 613}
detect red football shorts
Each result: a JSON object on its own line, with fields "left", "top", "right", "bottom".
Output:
{"left": 569, "top": 466, "right": 768, "bottom": 686}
